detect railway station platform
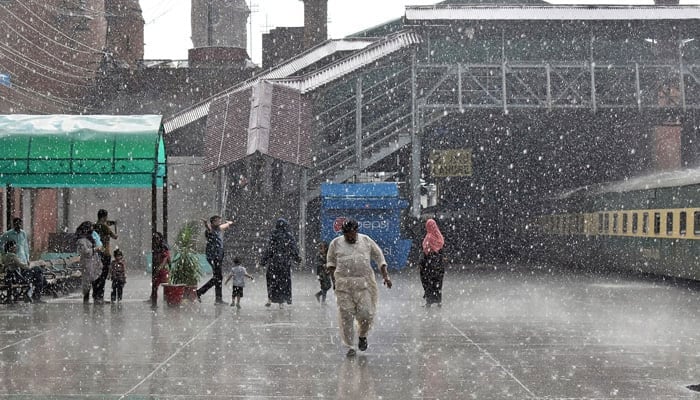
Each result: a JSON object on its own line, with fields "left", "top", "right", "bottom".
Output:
{"left": 1, "top": 264, "right": 699, "bottom": 399}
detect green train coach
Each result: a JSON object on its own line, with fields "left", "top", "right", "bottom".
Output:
{"left": 532, "top": 167, "right": 700, "bottom": 280}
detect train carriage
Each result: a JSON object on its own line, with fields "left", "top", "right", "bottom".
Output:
{"left": 533, "top": 167, "right": 700, "bottom": 280}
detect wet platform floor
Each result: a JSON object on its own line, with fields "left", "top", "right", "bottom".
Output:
{"left": 1, "top": 263, "right": 700, "bottom": 399}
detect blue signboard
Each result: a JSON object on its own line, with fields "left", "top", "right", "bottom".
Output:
{"left": 320, "top": 182, "right": 411, "bottom": 270}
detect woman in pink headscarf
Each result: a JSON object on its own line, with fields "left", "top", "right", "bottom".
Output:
{"left": 420, "top": 218, "right": 445, "bottom": 307}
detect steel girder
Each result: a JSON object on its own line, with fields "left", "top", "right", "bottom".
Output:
{"left": 417, "top": 62, "right": 700, "bottom": 113}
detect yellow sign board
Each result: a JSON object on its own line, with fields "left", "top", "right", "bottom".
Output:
{"left": 429, "top": 149, "right": 473, "bottom": 177}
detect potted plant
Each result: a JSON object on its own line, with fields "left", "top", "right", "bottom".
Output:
{"left": 169, "top": 221, "right": 203, "bottom": 303}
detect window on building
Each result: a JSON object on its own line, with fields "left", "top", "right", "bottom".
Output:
{"left": 666, "top": 212, "right": 674, "bottom": 235}
{"left": 622, "top": 213, "right": 628, "bottom": 233}
{"left": 612, "top": 213, "right": 618, "bottom": 233}
{"left": 632, "top": 213, "right": 638, "bottom": 234}
{"left": 598, "top": 213, "right": 604, "bottom": 234}
{"left": 680, "top": 211, "right": 687, "bottom": 235}
{"left": 695, "top": 211, "right": 700, "bottom": 235}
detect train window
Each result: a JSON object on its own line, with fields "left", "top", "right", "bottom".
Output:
{"left": 666, "top": 212, "right": 673, "bottom": 235}
{"left": 642, "top": 213, "right": 649, "bottom": 234}
{"left": 680, "top": 212, "right": 687, "bottom": 235}
{"left": 695, "top": 212, "right": 700, "bottom": 235}
{"left": 632, "top": 213, "right": 638, "bottom": 234}
{"left": 653, "top": 212, "right": 661, "bottom": 235}
{"left": 654, "top": 212, "right": 661, "bottom": 235}
{"left": 612, "top": 213, "right": 618, "bottom": 233}
{"left": 604, "top": 213, "right": 610, "bottom": 233}
{"left": 598, "top": 213, "right": 603, "bottom": 233}
{"left": 556, "top": 216, "right": 562, "bottom": 234}
{"left": 622, "top": 213, "right": 628, "bottom": 233}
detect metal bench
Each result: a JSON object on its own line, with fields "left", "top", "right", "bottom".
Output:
{"left": 0, "top": 272, "right": 31, "bottom": 304}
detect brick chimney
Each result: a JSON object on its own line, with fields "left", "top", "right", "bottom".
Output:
{"left": 190, "top": 0, "right": 250, "bottom": 66}
{"left": 301, "top": 0, "right": 328, "bottom": 50}
{"left": 104, "top": 0, "right": 144, "bottom": 67}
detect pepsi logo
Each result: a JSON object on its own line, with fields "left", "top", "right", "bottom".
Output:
{"left": 333, "top": 217, "right": 347, "bottom": 233}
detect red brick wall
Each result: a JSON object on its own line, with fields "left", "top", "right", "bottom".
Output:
{"left": 0, "top": 0, "right": 145, "bottom": 114}
{"left": 653, "top": 124, "right": 682, "bottom": 171}
{"left": 105, "top": 0, "right": 144, "bottom": 66}
{"left": 31, "top": 189, "right": 58, "bottom": 259}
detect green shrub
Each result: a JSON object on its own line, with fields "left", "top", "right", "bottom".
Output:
{"left": 170, "top": 221, "right": 203, "bottom": 286}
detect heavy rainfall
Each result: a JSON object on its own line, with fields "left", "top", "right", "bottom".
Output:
{"left": 0, "top": 0, "right": 699, "bottom": 398}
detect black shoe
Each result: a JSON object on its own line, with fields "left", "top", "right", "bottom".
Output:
{"left": 346, "top": 348, "right": 356, "bottom": 357}
{"left": 358, "top": 337, "right": 368, "bottom": 351}
{"left": 314, "top": 292, "right": 321, "bottom": 303}
{"left": 215, "top": 300, "right": 227, "bottom": 306}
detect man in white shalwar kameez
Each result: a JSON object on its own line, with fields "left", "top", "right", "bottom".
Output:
{"left": 326, "top": 218, "right": 392, "bottom": 357}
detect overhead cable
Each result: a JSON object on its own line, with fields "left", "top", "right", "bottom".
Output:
{"left": 0, "top": 2, "right": 105, "bottom": 56}
{"left": 0, "top": 21, "right": 98, "bottom": 76}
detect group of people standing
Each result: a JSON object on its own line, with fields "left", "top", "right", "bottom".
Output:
{"left": 75, "top": 209, "right": 125, "bottom": 305}
{"left": 2, "top": 206, "right": 446, "bottom": 359}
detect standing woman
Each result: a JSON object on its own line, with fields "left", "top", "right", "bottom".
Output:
{"left": 75, "top": 221, "right": 101, "bottom": 304}
{"left": 260, "top": 218, "right": 301, "bottom": 308}
{"left": 150, "top": 232, "right": 171, "bottom": 305}
{"left": 420, "top": 218, "right": 445, "bottom": 307}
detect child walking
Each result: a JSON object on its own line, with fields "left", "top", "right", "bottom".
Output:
{"left": 109, "top": 249, "right": 127, "bottom": 303}
{"left": 314, "top": 241, "right": 331, "bottom": 304}
{"left": 224, "top": 257, "right": 254, "bottom": 309}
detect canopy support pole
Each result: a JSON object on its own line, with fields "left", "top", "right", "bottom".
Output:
{"left": 298, "top": 168, "right": 308, "bottom": 271}
{"left": 163, "top": 171, "right": 168, "bottom": 242}
{"left": 151, "top": 172, "right": 157, "bottom": 290}
{"left": 3, "top": 185, "right": 8, "bottom": 231}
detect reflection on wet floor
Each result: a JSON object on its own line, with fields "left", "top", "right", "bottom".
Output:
{"left": 1, "top": 264, "right": 699, "bottom": 399}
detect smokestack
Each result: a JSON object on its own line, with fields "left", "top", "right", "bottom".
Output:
{"left": 301, "top": 0, "right": 328, "bottom": 49}
{"left": 191, "top": 0, "right": 249, "bottom": 49}
{"left": 190, "top": 0, "right": 251, "bottom": 66}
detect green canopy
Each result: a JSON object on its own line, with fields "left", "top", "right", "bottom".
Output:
{"left": 0, "top": 115, "right": 165, "bottom": 188}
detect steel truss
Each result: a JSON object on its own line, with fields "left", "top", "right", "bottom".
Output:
{"left": 417, "top": 61, "right": 700, "bottom": 113}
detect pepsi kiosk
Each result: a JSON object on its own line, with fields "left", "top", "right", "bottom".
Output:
{"left": 320, "top": 182, "right": 411, "bottom": 270}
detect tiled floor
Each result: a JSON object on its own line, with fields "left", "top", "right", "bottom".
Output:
{"left": 1, "top": 264, "right": 699, "bottom": 399}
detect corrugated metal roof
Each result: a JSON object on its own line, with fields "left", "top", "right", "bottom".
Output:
{"left": 596, "top": 167, "right": 700, "bottom": 194}
{"left": 405, "top": 5, "right": 700, "bottom": 21}
{"left": 557, "top": 167, "right": 700, "bottom": 199}
{"left": 273, "top": 31, "right": 422, "bottom": 93}
{"left": 163, "top": 38, "right": 376, "bottom": 134}
{"left": 163, "top": 102, "right": 210, "bottom": 134}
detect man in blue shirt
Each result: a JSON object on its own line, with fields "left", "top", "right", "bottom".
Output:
{"left": 1, "top": 218, "right": 30, "bottom": 263}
